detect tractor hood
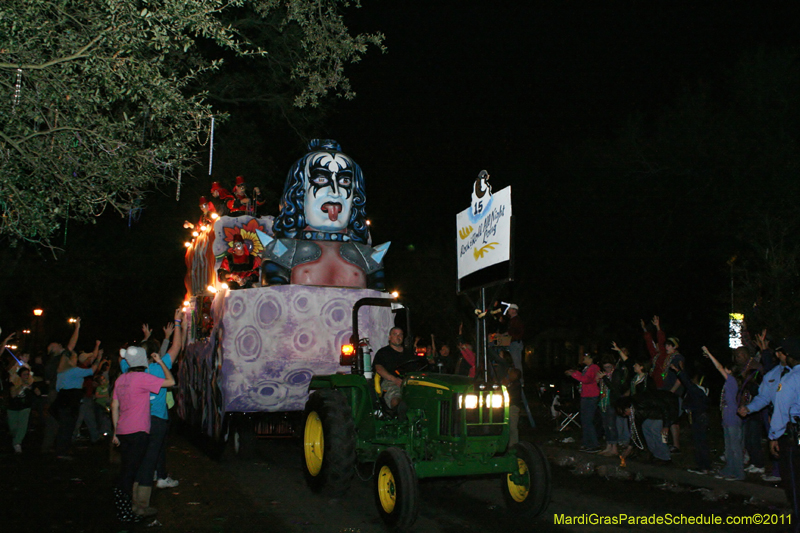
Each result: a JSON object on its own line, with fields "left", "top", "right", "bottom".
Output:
{"left": 403, "top": 373, "right": 496, "bottom": 395}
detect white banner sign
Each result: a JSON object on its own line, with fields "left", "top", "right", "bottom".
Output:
{"left": 456, "top": 184, "right": 512, "bottom": 279}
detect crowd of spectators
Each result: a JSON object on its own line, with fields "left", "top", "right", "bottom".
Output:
{"left": 562, "top": 314, "right": 800, "bottom": 501}
{"left": 1, "top": 313, "right": 187, "bottom": 523}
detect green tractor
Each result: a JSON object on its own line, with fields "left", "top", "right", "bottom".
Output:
{"left": 301, "top": 297, "right": 551, "bottom": 529}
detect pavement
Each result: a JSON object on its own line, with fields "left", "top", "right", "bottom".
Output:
{"left": 531, "top": 420, "right": 788, "bottom": 508}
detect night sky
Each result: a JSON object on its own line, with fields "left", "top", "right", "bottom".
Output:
{"left": 3, "top": 2, "right": 799, "bottom": 360}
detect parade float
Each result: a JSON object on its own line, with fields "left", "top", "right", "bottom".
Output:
{"left": 176, "top": 140, "right": 393, "bottom": 453}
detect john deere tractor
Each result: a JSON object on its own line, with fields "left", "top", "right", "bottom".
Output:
{"left": 302, "top": 297, "right": 551, "bottom": 529}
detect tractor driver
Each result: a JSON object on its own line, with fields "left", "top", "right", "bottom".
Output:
{"left": 373, "top": 327, "right": 413, "bottom": 413}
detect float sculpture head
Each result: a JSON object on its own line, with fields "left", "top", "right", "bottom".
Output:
{"left": 272, "top": 139, "right": 368, "bottom": 243}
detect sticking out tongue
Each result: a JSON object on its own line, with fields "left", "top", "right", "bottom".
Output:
{"left": 321, "top": 202, "right": 342, "bottom": 221}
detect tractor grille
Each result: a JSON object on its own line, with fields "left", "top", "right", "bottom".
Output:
{"left": 439, "top": 399, "right": 454, "bottom": 436}
{"left": 447, "top": 391, "right": 505, "bottom": 437}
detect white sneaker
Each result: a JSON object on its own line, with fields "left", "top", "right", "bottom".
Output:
{"left": 745, "top": 464, "right": 765, "bottom": 474}
{"left": 156, "top": 477, "right": 179, "bottom": 489}
{"left": 13, "top": 444, "right": 22, "bottom": 454}
{"left": 762, "top": 474, "right": 781, "bottom": 482}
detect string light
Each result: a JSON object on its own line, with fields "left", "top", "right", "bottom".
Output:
{"left": 12, "top": 69, "right": 22, "bottom": 112}
{"left": 208, "top": 116, "right": 215, "bottom": 175}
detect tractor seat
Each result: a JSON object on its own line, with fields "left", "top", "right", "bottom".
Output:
{"left": 371, "top": 374, "right": 398, "bottom": 418}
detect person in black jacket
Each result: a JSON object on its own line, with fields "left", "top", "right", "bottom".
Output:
{"left": 616, "top": 390, "right": 679, "bottom": 465}
{"left": 672, "top": 362, "right": 711, "bottom": 474}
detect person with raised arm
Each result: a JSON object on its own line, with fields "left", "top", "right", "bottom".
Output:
{"left": 111, "top": 346, "right": 175, "bottom": 523}
{"left": 121, "top": 310, "right": 185, "bottom": 516}
{"left": 703, "top": 346, "right": 745, "bottom": 481}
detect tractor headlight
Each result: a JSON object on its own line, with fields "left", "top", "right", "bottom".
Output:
{"left": 459, "top": 393, "right": 479, "bottom": 409}
{"left": 489, "top": 392, "right": 504, "bottom": 409}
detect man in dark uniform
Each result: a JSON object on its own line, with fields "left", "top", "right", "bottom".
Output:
{"left": 373, "top": 327, "right": 413, "bottom": 410}
{"left": 767, "top": 338, "right": 800, "bottom": 530}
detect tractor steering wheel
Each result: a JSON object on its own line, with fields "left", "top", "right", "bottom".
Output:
{"left": 395, "top": 357, "right": 429, "bottom": 375}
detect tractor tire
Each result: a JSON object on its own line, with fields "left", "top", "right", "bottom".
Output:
{"left": 302, "top": 389, "right": 356, "bottom": 495}
{"left": 500, "top": 441, "right": 551, "bottom": 518}
{"left": 373, "top": 447, "right": 420, "bottom": 530}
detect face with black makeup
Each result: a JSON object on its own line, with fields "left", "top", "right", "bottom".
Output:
{"left": 303, "top": 151, "right": 354, "bottom": 232}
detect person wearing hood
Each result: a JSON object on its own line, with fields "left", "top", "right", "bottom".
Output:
{"left": 111, "top": 346, "right": 174, "bottom": 523}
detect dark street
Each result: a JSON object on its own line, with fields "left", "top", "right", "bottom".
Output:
{"left": 3, "top": 412, "right": 791, "bottom": 532}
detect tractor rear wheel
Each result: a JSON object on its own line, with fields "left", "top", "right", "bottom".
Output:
{"left": 302, "top": 389, "right": 356, "bottom": 495}
{"left": 501, "top": 441, "right": 551, "bottom": 518}
{"left": 374, "top": 447, "right": 420, "bottom": 529}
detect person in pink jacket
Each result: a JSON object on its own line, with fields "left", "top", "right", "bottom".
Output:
{"left": 566, "top": 352, "right": 601, "bottom": 452}
{"left": 111, "top": 346, "right": 175, "bottom": 522}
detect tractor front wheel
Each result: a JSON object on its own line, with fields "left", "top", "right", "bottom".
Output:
{"left": 501, "top": 441, "right": 551, "bottom": 518}
{"left": 374, "top": 447, "right": 420, "bottom": 529}
{"left": 302, "top": 389, "right": 356, "bottom": 495}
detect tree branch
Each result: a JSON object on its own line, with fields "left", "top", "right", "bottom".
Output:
{"left": 0, "top": 29, "right": 109, "bottom": 70}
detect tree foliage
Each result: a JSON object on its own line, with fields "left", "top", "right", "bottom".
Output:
{"left": 0, "top": 0, "right": 384, "bottom": 249}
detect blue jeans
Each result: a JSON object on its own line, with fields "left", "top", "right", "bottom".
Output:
{"left": 744, "top": 415, "right": 766, "bottom": 468}
{"left": 721, "top": 424, "right": 745, "bottom": 479}
{"left": 75, "top": 397, "right": 100, "bottom": 442}
{"left": 601, "top": 406, "right": 618, "bottom": 445}
{"left": 580, "top": 397, "right": 599, "bottom": 448}
{"left": 509, "top": 341, "right": 524, "bottom": 381}
{"left": 616, "top": 415, "right": 630, "bottom": 446}
{"left": 642, "top": 419, "right": 671, "bottom": 461}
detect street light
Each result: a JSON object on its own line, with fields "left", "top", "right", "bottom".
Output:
{"left": 33, "top": 309, "right": 43, "bottom": 316}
